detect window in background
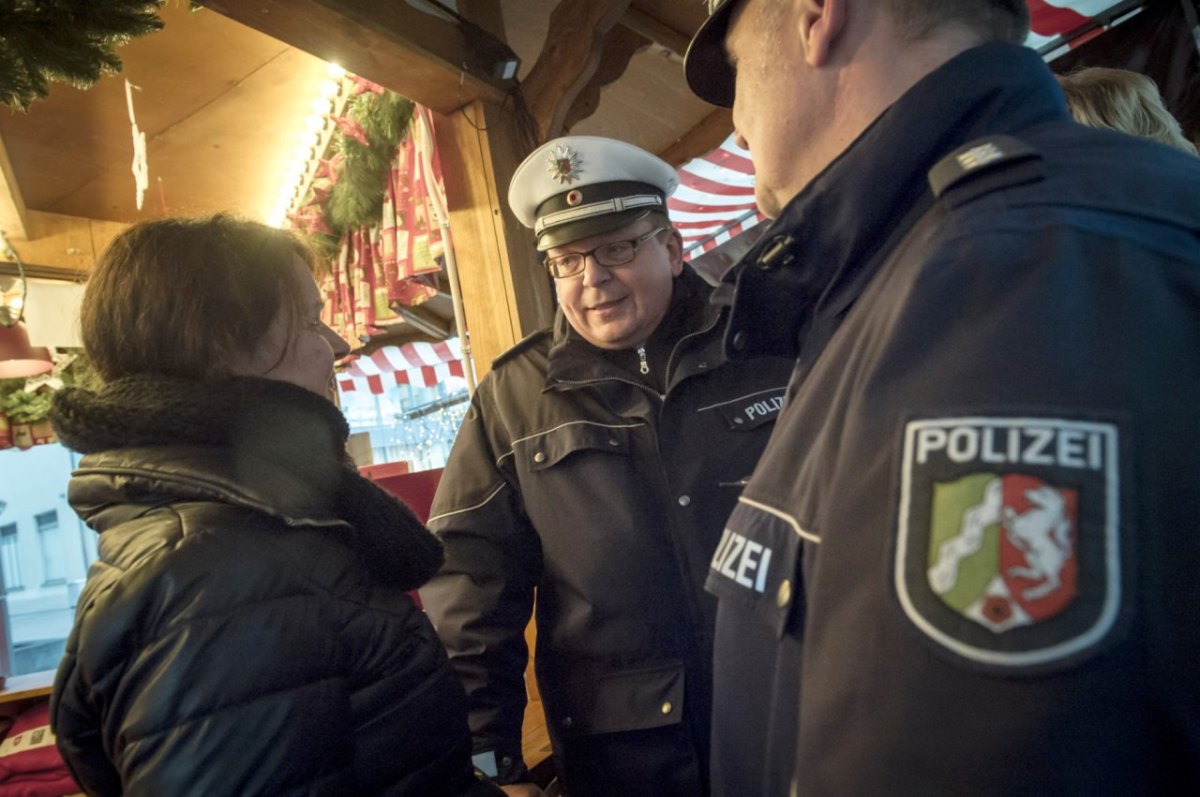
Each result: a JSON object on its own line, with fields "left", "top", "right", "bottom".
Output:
{"left": 339, "top": 376, "right": 469, "bottom": 472}
{"left": 36, "top": 510, "right": 65, "bottom": 586}
{"left": 0, "top": 523, "right": 22, "bottom": 592}
{"left": 0, "top": 443, "right": 94, "bottom": 675}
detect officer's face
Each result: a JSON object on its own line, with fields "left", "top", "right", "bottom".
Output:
{"left": 727, "top": 0, "right": 835, "bottom": 217}
{"left": 549, "top": 219, "right": 683, "bottom": 350}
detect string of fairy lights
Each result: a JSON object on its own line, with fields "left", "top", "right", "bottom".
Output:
{"left": 267, "top": 62, "right": 347, "bottom": 228}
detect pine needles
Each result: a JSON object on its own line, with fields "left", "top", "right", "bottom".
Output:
{"left": 0, "top": 0, "right": 172, "bottom": 111}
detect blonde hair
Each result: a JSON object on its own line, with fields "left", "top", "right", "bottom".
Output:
{"left": 1058, "top": 67, "right": 1197, "bottom": 155}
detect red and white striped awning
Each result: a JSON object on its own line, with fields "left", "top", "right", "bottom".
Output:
{"left": 337, "top": 339, "right": 465, "bottom": 395}
{"left": 1027, "top": 0, "right": 1139, "bottom": 57}
{"left": 669, "top": 1, "right": 1139, "bottom": 256}
{"left": 670, "top": 135, "right": 766, "bottom": 258}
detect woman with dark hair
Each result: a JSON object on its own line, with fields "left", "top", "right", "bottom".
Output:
{"left": 48, "top": 214, "right": 502, "bottom": 796}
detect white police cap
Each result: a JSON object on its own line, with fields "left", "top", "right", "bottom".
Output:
{"left": 508, "top": 135, "right": 679, "bottom": 251}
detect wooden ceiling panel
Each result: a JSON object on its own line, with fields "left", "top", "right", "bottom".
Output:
{"left": 0, "top": 3, "right": 325, "bottom": 223}
{"left": 500, "top": 0, "right": 721, "bottom": 156}
{"left": 51, "top": 47, "right": 328, "bottom": 222}
{"left": 570, "top": 46, "right": 719, "bottom": 156}
{"left": 1, "top": 0, "right": 722, "bottom": 230}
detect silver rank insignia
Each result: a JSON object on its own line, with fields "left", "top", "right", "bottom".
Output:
{"left": 547, "top": 144, "right": 583, "bottom": 185}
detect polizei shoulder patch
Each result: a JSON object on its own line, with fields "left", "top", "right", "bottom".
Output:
{"left": 895, "top": 416, "right": 1124, "bottom": 674}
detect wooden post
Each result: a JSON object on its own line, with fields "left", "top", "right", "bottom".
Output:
{"left": 436, "top": 101, "right": 552, "bottom": 379}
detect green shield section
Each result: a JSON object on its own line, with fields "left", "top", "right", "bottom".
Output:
{"left": 928, "top": 474, "right": 1000, "bottom": 611}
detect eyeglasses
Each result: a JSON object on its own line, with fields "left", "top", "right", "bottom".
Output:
{"left": 544, "top": 227, "right": 667, "bottom": 279}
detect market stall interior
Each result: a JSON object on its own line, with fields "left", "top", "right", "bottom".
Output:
{"left": 0, "top": 0, "right": 1196, "bottom": 791}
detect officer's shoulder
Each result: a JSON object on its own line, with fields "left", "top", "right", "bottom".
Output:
{"left": 928, "top": 134, "right": 1044, "bottom": 207}
{"left": 491, "top": 328, "right": 552, "bottom": 370}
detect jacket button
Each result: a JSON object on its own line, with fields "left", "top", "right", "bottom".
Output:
{"left": 661, "top": 701, "right": 673, "bottom": 715}
{"left": 731, "top": 330, "right": 748, "bottom": 351}
{"left": 533, "top": 452, "right": 546, "bottom": 463}
{"left": 501, "top": 756, "right": 513, "bottom": 768}
{"left": 678, "top": 495, "right": 691, "bottom": 507}
{"left": 776, "top": 579, "right": 792, "bottom": 608}
{"left": 562, "top": 716, "right": 573, "bottom": 729}
{"left": 697, "top": 361, "right": 708, "bottom": 369}
{"left": 608, "top": 438, "right": 620, "bottom": 447}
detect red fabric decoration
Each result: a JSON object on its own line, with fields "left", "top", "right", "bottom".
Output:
{"left": 0, "top": 701, "right": 81, "bottom": 796}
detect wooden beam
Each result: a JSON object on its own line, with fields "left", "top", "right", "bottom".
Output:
{"left": 658, "top": 108, "right": 734, "bottom": 167}
{"left": 0, "top": 132, "right": 28, "bottom": 242}
{"left": 197, "top": 0, "right": 512, "bottom": 115}
{"left": 621, "top": 7, "right": 691, "bottom": 58}
{"left": 436, "top": 101, "right": 552, "bottom": 377}
{"left": 520, "top": 0, "right": 634, "bottom": 143}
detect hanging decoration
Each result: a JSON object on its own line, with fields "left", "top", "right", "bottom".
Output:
{"left": 0, "top": 1, "right": 194, "bottom": 112}
{"left": 0, "top": 351, "right": 97, "bottom": 451}
{"left": 326, "top": 81, "right": 415, "bottom": 235}
{"left": 291, "top": 80, "right": 452, "bottom": 347}
{"left": 125, "top": 79, "right": 149, "bottom": 210}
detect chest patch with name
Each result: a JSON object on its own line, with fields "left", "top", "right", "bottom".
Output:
{"left": 895, "top": 416, "right": 1123, "bottom": 672}
{"left": 713, "top": 387, "right": 787, "bottom": 431}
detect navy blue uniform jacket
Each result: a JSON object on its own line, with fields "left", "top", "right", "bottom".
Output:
{"left": 708, "top": 42, "right": 1200, "bottom": 795}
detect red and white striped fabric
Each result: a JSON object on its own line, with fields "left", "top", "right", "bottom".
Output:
{"left": 1026, "top": 0, "right": 1134, "bottom": 56}
{"left": 669, "top": 1, "right": 1137, "bottom": 257}
{"left": 669, "top": 135, "right": 767, "bottom": 258}
{"left": 337, "top": 339, "right": 465, "bottom": 395}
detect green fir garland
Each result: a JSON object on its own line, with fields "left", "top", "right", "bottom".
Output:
{"left": 325, "top": 89, "right": 415, "bottom": 233}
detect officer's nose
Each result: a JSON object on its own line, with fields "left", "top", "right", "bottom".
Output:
{"left": 580, "top": 254, "right": 611, "bottom": 287}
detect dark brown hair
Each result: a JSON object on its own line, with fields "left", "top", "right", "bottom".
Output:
{"left": 82, "top": 214, "right": 318, "bottom": 382}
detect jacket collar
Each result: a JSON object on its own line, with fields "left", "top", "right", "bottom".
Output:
{"left": 546, "top": 267, "right": 723, "bottom": 390}
{"left": 724, "top": 42, "right": 1070, "bottom": 361}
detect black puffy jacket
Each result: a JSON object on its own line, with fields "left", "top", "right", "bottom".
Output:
{"left": 49, "top": 376, "right": 502, "bottom": 797}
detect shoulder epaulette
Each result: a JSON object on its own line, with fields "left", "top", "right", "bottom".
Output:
{"left": 928, "top": 135, "right": 1044, "bottom": 206}
{"left": 491, "top": 328, "right": 551, "bottom": 369}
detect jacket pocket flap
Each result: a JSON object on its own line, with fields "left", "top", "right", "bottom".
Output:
{"left": 523, "top": 423, "right": 632, "bottom": 471}
{"left": 545, "top": 661, "right": 684, "bottom": 736}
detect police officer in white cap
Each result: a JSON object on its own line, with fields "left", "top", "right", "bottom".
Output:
{"left": 421, "top": 136, "right": 792, "bottom": 796}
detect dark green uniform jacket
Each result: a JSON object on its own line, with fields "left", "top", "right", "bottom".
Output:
{"left": 421, "top": 269, "right": 793, "bottom": 796}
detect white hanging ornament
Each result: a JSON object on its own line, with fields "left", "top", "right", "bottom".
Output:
{"left": 125, "top": 80, "right": 149, "bottom": 210}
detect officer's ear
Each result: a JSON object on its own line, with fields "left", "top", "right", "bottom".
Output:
{"left": 799, "top": 0, "right": 846, "bottom": 68}
{"left": 665, "top": 227, "right": 685, "bottom": 277}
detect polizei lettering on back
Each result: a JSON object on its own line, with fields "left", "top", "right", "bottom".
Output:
{"left": 744, "top": 396, "right": 785, "bottom": 422}
{"left": 915, "top": 423, "right": 1105, "bottom": 470}
{"left": 710, "top": 528, "right": 773, "bottom": 592}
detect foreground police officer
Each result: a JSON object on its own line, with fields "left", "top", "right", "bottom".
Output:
{"left": 685, "top": 0, "right": 1200, "bottom": 794}
{"left": 420, "top": 136, "right": 792, "bottom": 796}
